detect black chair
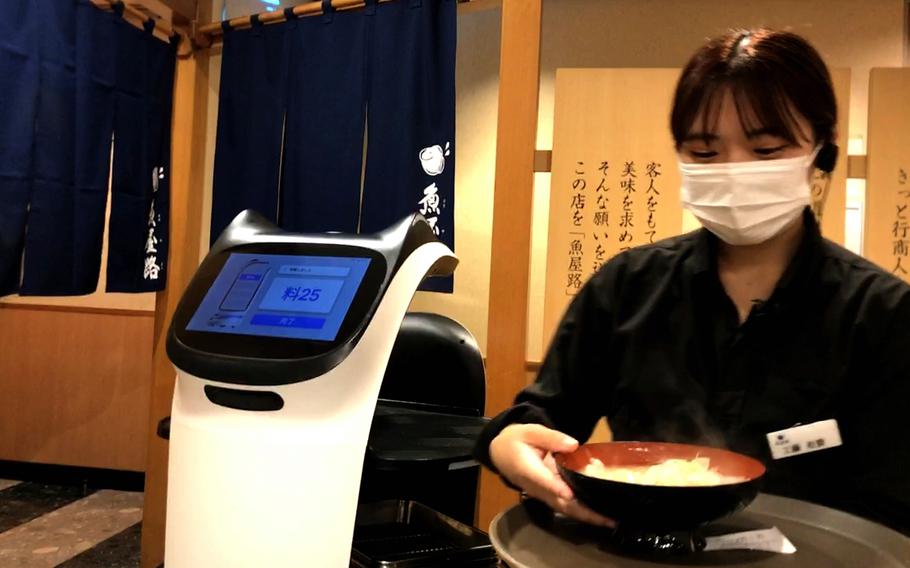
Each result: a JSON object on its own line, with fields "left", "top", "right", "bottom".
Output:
{"left": 378, "top": 312, "right": 485, "bottom": 416}
{"left": 360, "top": 312, "right": 489, "bottom": 525}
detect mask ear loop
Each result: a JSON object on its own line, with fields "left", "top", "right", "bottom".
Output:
{"left": 809, "top": 141, "right": 839, "bottom": 222}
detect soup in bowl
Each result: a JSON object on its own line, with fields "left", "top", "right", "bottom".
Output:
{"left": 555, "top": 442, "right": 766, "bottom": 532}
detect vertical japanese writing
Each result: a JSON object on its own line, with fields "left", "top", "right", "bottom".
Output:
{"left": 567, "top": 236, "right": 584, "bottom": 294}
{"left": 419, "top": 183, "right": 441, "bottom": 235}
{"left": 572, "top": 161, "right": 586, "bottom": 227}
{"left": 619, "top": 161, "right": 636, "bottom": 251}
{"left": 143, "top": 166, "right": 165, "bottom": 281}
{"left": 895, "top": 168, "right": 910, "bottom": 276}
{"left": 593, "top": 161, "right": 609, "bottom": 273}
{"left": 645, "top": 161, "right": 661, "bottom": 244}
{"left": 559, "top": 155, "right": 666, "bottom": 291}
{"left": 567, "top": 160, "right": 586, "bottom": 294}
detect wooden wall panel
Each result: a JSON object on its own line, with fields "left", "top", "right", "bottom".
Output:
{"left": 543, "top": 68, "right": 684, "bottom": 343}
{"left": 0, "top": 305, "right": 154, "bottom": 472}
{"left": 865, "top": 68, "right": 910, "bottom": 281}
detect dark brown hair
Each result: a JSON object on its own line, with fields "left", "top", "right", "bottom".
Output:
{"left": 670, "top": 28, "right": 837, "bottom": 148}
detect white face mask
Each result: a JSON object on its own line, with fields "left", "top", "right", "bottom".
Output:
{"left": 679, "top": 147, "right": 820, "bottom": 245}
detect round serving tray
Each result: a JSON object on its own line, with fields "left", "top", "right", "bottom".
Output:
{"left": 490, "top": 494, "right": 910, "bottom": 567}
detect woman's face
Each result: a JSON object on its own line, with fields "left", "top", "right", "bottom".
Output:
{"left": 677, "top": 89, "right": 815, "bottom": 164}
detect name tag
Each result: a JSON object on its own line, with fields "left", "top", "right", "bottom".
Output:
{"left": 766, "top": 419, "right": 842, "bottom": 460}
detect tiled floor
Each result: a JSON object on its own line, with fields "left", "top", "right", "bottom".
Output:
{"left": 0, "top": 477, "right": 500, "bottom": 567}
{"left": 0, "top": 479, "right": 141, "bottom": 567}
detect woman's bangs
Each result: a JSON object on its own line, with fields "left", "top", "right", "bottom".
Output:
{"left": 729, "top": 76, "right": 808, "bottom": 144}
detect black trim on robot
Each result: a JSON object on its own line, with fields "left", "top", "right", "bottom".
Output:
{"left": 166, "top": 210, "right": 453, "bottom": 386}
{"left": 203, "top": 385, "right": 285, "bottom": 411}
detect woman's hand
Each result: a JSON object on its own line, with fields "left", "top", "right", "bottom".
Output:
{"left": 489, "top": 423, "right": 615, "bottom": 527}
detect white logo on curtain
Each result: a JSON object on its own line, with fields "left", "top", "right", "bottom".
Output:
{"left": 419, "top": 183, "right": 441, "bottom": 235}
{"left": 143, "top": 166, "right": 165, "bottom": 281}
{"left": 418, "top": 142, "right": 450, "bottom": 176}
{"left": 417, "top": 142, "right": 451, "bottom": 236}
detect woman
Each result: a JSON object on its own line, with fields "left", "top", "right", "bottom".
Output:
{"left": 476, "top": 28, "right": 910, "bottom": 534}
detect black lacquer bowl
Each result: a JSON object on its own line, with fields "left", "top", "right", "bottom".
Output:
{"left": 555, "top": 442, "right": 766, "bottom": 534}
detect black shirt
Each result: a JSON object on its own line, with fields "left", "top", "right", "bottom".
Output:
{"left": 476, "top": 210, "right": 910, "bottom": 535}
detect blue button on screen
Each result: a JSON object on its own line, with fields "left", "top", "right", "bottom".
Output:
{"left": 250, "top": 314, "right": 326, "bottom": 329}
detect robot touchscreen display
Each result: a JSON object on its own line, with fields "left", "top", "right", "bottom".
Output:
{"left": 185, "top": 253, "right": 371, "bottom": 342}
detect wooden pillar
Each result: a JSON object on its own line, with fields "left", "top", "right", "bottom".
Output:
{"left": 477, "top": 0, "right": 542, "bottom": 530}
{"left": 140, "top": 44, "right": 210, "bottom": 568}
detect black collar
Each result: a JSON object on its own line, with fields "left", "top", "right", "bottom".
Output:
{"left": 773, "top": 208, "right": 825, "bottom": 301}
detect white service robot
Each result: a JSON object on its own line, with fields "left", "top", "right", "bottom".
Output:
{"left": 163, "top": 211, "right": 456, "bottom": 568}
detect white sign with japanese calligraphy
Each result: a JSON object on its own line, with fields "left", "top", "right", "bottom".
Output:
{"left": 865, "top": 68, "right": 910, "bottom": 283}
{"left": 144, "top": 165, "right": 165, "bottom": 281}
{"left": 416, "top": 142, "right": 451, "bottom": 237}
{"left": 543, "top": 69, "right": 684, "bottom": 344}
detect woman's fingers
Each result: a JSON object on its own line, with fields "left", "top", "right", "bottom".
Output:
{"left": 521, "top": 424, "right": 579, "bottom": 453}
{"left": 541, "top": 452, "right": 573, "bottom": 497}
{"left": 557, "top": 497, "right": 617, "bottom": 528}
{"left": 490, "top": 424, "right": 614, "bottom": 528}
{"left": 490, "top": 424, "right": 579, "bottom": 501}
{"left": 513, "top": 446, "right": 575, "bottom": 501}
{"left": 523, "top": 484, "right": 616, "bottom": 528}
{"left": 543, "top": 452, "right": 560, "bottom": 475}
